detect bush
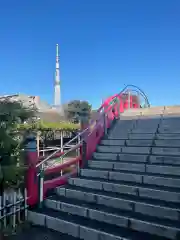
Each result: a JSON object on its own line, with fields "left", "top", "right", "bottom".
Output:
{"left": 17, "top": 121, "right": 80, "bottom": 131}
{"left": 0, "top": 100, "right": 35, "bottom": 192}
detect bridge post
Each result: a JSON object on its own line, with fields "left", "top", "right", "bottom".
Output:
{"left": 81, "top": 140, "right": 87, "bottom": 168}
{"left": 104, "top": 112, "right": 107, "bottom": 135}
{"left": 128, "top": 90, "right": 131, "bottom": 109}
{"left": 24, "top": 133, "right": 39, "bottom": 206}
{"left": 117, "top": 97, "right": 120, "bottom": 118}
{"left": 38, "top": 163, "right": 44, "bottom": 208}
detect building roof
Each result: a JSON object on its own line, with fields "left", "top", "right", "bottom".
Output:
{"left": 0, "top": 94, "right": 64, "bottom": 122}
{"left": 0, "top": 94, "right": 51, "bottom": 111}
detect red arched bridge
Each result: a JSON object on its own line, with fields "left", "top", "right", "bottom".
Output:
{"left": 25, "top": 85, "right": 180, "bottom": 240}
{"left": 26, "top": 85, "right": 149, "bottom": 206}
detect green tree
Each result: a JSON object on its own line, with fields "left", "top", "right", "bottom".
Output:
{"left": 64, "top": 100, "right": 92, "bottom": 123}
{"left": 0, "top": 100, "right": 35, "bottom": 193}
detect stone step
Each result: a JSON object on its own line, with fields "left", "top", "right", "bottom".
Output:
{"left": 131, "top": 129, "right": 157, "bottom": 134}
{"left": 89, "top": 160, "right": 180, "bottom": 176}
{"left": 101, "top": 139, "right": 125, "bottom": 146}
{"left": 121, "top": 146, "right": 150, "bottom": 154}
{"left": 156, "top": 133, "right": 180, "bottom": 140}
{"left": 110, "top": 128, "right": 132, "bottom": 133}
{"left": 114, "top": 126, "right": 134, "bottom": 130}
{"left": 44, "top": 198, "right": 130, "bottom": 229}
{"left": 68, "top": 178, "right": 180, "bottom": 203}
{"left": 116, "top": 118, "right": 135, "bottom": 122}
{"left": 126, "top": 139, "right": 153, "bottom": 146}
{"left": 135, "top": 124, "right": 159, "bottom": 129}
{"left": 154, "top": 140, "right": 180, "bottom": 147}
{"left": 120, "top": 115, "right": 140, "bottom": 120}
{"left": 80, "top": 168, "right": 180, "bottom": 189}
{"left": 161, "top": 118, "right": 180, "bottom": 124}
{"left": 93, "top": 152, "right": 117, "bottom": 160}
{"left": 158, "top": 128, "right": 180, "bottom": 134}
{"left": 93, "top": 152, "right": 148, "bottom": 162}
{"left": 113, "top": 124, "right": 134, "bottom": 129}
{"left": 88, "top": 161, "right": 146, "bottom": 172}
{"left": 159, "top": 123, "right": 180, "bottom": 127}
{"left": 97, "top": 145, "right": 121, "bottom": 153}
{"left": 100, "top": 139, "right": 180, "bottom": 148}
{"left": 152, "top": 147, "right": 180, "bottom": 156}
{"left": 43, "top": 197, "right": 180, "bottom": 239}
{"left": 143, "top": 175, "right": 180, "bottom": 189}
{"left": 136, "top": 119, "right": 160, "bottom": 123}
{"left": 120, "top": 112, "right": 141, "bottom": 117}
{"left": 107, "top": 134, "right": 129, "bottom": 139}
{"left": 141, "top": 112, "right": 163, "bottom": 116}
{"left": 27, "top": 210, "right": 130, "bottom": 240}
{"left": 55, "top": 187, "right": 180, "bottom": 221}
{"left": 119, "top": 154, "right": 148, "bottom": 162}
{"left": 93, "top": 152, "right": 180, "bottom": 165}
{"left": 146, "top": 164, "right": 180, "bottom": 176}
{"left": 143, "top": 106, "right": 165, "bottom": 111}
{"left": 128, "top": 134, "right": 155, "bottom": 140}
{"left": 81, "top": 168, "right": 142, "bottom": 184}
{"left": 139, "top": 116, "right": 162, "bottom": 120}
{"left": 149, "top": 155, "right": 180, "bottom": 165}
{"left": 107, "top": 139, "right": 180, "bottom": 148}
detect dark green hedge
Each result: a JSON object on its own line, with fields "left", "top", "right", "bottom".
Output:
{"left": 17, "top": 121, "right": 80, "bottom": 131}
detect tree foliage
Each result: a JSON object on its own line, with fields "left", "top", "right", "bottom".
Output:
{"left": 64, "top": 100, "right": 92, "bottom": 123}
{"left": 0, "top": 100, "right": 35, "bottom": 191}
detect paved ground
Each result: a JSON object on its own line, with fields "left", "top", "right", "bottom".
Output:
{"left": 4, "top": 226, "right": 78, "bottom": 240}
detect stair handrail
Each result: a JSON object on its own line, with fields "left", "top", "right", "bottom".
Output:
{"left": 36, "top": 84, "right": 149, "bottom": 169}
{"left": 36, "top": 127, "right": 87, "bottom": 168}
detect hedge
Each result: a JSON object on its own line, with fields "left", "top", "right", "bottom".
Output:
{"left": 17, "top": 121, "right": 80, "bottom": 131}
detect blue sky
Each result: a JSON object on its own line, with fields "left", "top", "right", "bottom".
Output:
{"left": 0, "top": 0, "right": 180, "bottom": 109}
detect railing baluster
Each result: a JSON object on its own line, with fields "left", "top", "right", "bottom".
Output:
{"left": 82, "top": 140, "right": 87, "bottom": 168}
{"left": 9, "top": 191, "right": 13, "bottom": 231}
{"left": 24, "top": 188, "right": 27, "bottom": 220}
{"left": 0, "top": 187, "right": 28, "bottom": 233}
{"left": 39, "top": 165, "right": 44, "bottom": 208}
{"left": 12, "top": 191, "right": 16, "bottom": 230}
{"left": 77, "top": 134, "right": 81, "bottom": 157}
{"left": 104, "top": 112, "right": 107, "bottom": 135}
{"left": 117, "top": 97, "right": 120, "bottom": 118}
{"left": 3, "top": 192, "right": 6, "bottom": 228}
{"left": 17, "top": 189, "right": 21, "bottom": 223}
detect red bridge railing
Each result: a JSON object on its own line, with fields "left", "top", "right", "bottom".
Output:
{"left": 25, "top": 85, "right": 149, "bottom": 206}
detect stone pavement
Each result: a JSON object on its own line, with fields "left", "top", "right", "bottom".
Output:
{"left": 4, "top": 226, "right": 77, "bottom": 240}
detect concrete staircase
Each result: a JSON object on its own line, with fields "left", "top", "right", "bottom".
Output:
{"left": 28, "top": 106, "right": 180, "bottom": 240}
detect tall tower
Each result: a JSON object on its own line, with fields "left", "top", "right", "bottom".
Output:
{"left": 54, "top": 44, "right": 61, "bottom": 106}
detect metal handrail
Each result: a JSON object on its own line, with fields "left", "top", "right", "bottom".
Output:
{"left": 43, "top": 142, "right": 82, "bottom": 170}
{"left": 116, "top": 84, "right": 150, "bottom": 106}
{"left": 124, "top": 89, "right": 150, "bottom": 107}
{"left": 36, "top": 127, "right": 87, "bottom": 168}
{"left": 36, "top": 85, "right": 150, "bottom": 169}
{"left": 99, "top": 84, "right": 150, "bottom": 110}
{"left": 39, "top": 145, "right": 77, "bottom": 152}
